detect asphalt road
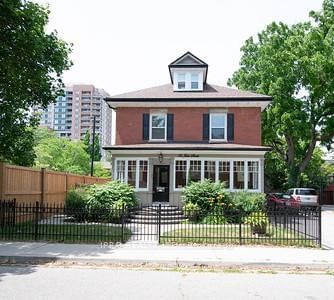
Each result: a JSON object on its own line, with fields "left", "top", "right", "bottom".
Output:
{"left": 0, "top": 266, "right": 333, "bottom": 300}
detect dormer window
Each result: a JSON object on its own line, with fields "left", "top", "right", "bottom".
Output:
{"left": 177, "top": 73, "right": 185, "bottom": 90}
{"left": 169, "top": 52, "right": 208, "bottom": 92}
{"left": 191, "top": 73, "right": 199, "bottom": 89}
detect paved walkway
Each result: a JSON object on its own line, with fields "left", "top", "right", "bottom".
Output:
{"left": 322, "top": 206, "right": 334, "bottom": 249}
{"left": 0, "top": 241, "right": 334, "bottom": 270}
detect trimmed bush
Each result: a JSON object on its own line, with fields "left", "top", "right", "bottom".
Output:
{"left": 231, "top": 192, "right": 266, "bottom": 213}
{"left": 182, "top": 179, "right": 232, "bottom": 213}
{"left": 86, "top": 181, "right": 137, "bottom": 221}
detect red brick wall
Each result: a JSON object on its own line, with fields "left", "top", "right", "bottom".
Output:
{"left": 116, "top": 107, "right": 262, "bottom": 146}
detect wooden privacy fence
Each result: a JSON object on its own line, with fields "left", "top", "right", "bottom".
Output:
{"left": 0, "top": 163, "right": 110, "bottom": 205}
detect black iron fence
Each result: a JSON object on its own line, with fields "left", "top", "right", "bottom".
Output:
{"left": 0, "top": 200, "right": 321, "bottom": 247}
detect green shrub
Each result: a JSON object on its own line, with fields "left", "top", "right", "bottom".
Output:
{"left": 182, "top": 179, "right": 232, "bottom": 213}
{"left": 86, "top": 181, "right": 137, "bottom": 220}
{"left": 231, "top": 192, "right": 266, "bottom": 213}
{"left": 244, "top": 211, "right": 269, "bottom": 234}
{"left": 183, "top": 202, "right": 201, "bottom": 222}
{"left": 201, "top": 206, "right": 228, "bottom": 224}
{"left": 65, "top": 188, "right": 88, "bottom": 221}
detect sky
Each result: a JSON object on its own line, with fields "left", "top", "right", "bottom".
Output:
{"left": 35, "top": 0, "right": 323, "bottom": 96}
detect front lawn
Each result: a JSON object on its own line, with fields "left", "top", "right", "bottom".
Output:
{"left": 160, "top": 224, "right": 317, "bottom": 247}
{"left": 0, "top": 223, "right": 132, "bottom": 243}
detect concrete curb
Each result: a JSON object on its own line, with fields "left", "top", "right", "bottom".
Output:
{"left": 1, "top": 255, "right": 334, "bottom": 272}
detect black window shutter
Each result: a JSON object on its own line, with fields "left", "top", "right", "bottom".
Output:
{"left": 227, "top": 113, "right": 234, "bottom": 142}
{"left": 142, "top": 113, "right": 149, "bottom": 140}
{"left": 203, "top": 114, "right": 209, "bottom": 141}
{"left": 167, "top": 113, "right": 174, "bottom": 141}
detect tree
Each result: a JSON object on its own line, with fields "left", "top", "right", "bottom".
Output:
{"left": 83, "top": 131, "right": 102, "bottom": 161}
{"left": 93, "top": 162, "right": 111, "bottom": 178}
{"left": 0, "top": 0, "right": 72, "bottom": 166}
{"left": 228, "top": 0, "right": 334, "bottom": 187}
{"left": 34, "top": 128, "right": 90, "bottom": 175}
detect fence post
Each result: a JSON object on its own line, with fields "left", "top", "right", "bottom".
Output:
{"left": 158, "top": 204, "right": 161, "bottom": 244}
{"left": 34, "top": 201, "right": 39, "bottom": 241}
{"left": 318, "top": 206, "right": 322, "bottom": 248}
{"left": 12, "top": 198, "right": 16, "bottom": 226}
{"left": 121, "top": 204, "right": 125, "bottom": 243}
{"left": 41, "top": 168, "right": 47, "bottom": 206}
{"left": 0, "top": 162, "right": 6, "bottom": 200}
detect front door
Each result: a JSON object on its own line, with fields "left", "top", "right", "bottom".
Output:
{"left": 153, "top": 165, "right": 169, "bottom": 202}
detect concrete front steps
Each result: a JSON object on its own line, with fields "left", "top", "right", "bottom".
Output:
{"left": 128, "top": 205, "right": 187, "bottom": 225}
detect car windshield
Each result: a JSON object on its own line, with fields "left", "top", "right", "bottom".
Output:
{"left": 299, "top": 189, "right": 316, "bottom": 195}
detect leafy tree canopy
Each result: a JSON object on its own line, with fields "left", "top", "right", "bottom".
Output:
{"left": 83, "top": 130, "right": 102, "bottom": 161}
{"left": 0, "top": 0, "right": 72, "bottom": 166}
{"left": 34, "top": 128, "right": 90, "bottom": 175}
{"left": 228, "top": 0, "right": 334, "bottom": 187}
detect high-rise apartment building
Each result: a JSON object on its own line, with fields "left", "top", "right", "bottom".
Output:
{"left": 35, "top": 84, "right": 112, "bottom": 160}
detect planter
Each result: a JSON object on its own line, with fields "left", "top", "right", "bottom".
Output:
{"left": 251, "top": 224, "right": 266, "bottom": 235}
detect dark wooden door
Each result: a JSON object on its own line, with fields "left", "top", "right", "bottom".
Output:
{"left": 153, "top": 165, "right": 169, "bottom": 202}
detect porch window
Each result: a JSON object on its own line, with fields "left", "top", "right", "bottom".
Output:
{"left": 174, "top": 159, "right": 260, "bottom": 191}
{"left": 248, "top": 161, "right": 259, "bottom": 190}
{"left": 175, "top": 160, "right": 187, "bottom": 188}
{"left": 233, "top": 161, "right": 244, "bottom": 189}
{"left": 115, "top": 159, "right": 149, "bottom": 190}
{"left": 127, "top": 160, "right": 136, "bottom": 187}
{"left": 204, "top": 161, "right": 215, "bottom": 182}
{"left": 219, "top": 161, "right": 230, "bottom": 188}
{"left": 116, "top": 160, "right": 125, "bottom": 183}
{"left": 139, "top": 160, "right": 148, "bottom": 188}
{"left": 189, "top": 160, "right": 201, "bottom": 183}
{"left": 150, "top": 113, "right": 166, "bottom": 140}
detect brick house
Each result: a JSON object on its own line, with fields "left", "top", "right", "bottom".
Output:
{"left": 104, "top": 52, "right": 271, "bottom": 206}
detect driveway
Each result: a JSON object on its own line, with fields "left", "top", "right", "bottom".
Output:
{"left": 322, "top": 206, "right": 334, "bottom": 249}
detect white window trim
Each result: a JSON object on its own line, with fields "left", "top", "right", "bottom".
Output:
{"left": 190, "top": 72, "right": 200, "bottom": 90}
{"left": 174, "top": 70, "right": 203, "bottom": 91}
{"left": 173, "top": 158, "right": 260, "bottom": 192}
{"left": 210, "top": 113, "right": 227, "bottom": 142}
{"left": 149, "top": 113, "right": 167, "bottom": 142}
{"left": 114, "top": 158, "right": 149, "bottom": 191}
{"left": 177, "top": 73, "right": 186, "bottom": 90}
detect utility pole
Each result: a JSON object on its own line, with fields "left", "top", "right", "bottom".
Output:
{"left": 90, "top": 115, "right": 96, "bottom": 176}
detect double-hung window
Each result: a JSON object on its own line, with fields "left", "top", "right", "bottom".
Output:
{"left": 191, "top": 73, "right": 199, "bottom": 89}
{"left": 177, "top": 73, "right": 185, "bottom": 89}
{"left": 210, "top": 113, "right": 227, "bottom": 141}
{"left": 150, "top": 113, "right": 166, "bottom": 141}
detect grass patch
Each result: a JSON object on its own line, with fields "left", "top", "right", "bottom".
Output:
{"left": 0, "top": 223, "right": 131, "bottom": 243}
{"left": 160, "top": 224, "right": 317, "bottom": 247}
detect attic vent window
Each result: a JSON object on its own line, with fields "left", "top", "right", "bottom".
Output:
{"left": 191, "top": 73, "right": 199, "bottom": 89}
{"left": 177, "top": 73, "right": 185, "bottom": 89}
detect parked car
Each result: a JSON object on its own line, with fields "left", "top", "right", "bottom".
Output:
{"left": 288, "top": 188, "right": 318, "bottom": 206}
{"left": 266, "top": 193, "right": 300, "bottom": 209}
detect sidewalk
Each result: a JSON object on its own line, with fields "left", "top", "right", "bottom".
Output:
{"left": 1, "top": 241, "right": 334, "bottom": 271}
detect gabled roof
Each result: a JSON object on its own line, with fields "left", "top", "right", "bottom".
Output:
{"left": 106, "top": 83, "right": 271, "bottom": 100}
{"left": 168, "top": 52, "right": 209, "bottom": 84}
{"left": 168, "top": 51, "right": 208, "bottom": 67}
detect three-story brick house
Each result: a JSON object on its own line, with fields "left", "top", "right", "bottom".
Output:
{"left": 104, "top": 52, "right": 271, "bottom": 206}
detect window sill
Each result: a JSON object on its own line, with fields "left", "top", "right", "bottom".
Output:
{"left": 149, "top": 140, "right": 167, "bottom": 143}
{"left": 209, "top": 139, "right": 227, "bottom": 143}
